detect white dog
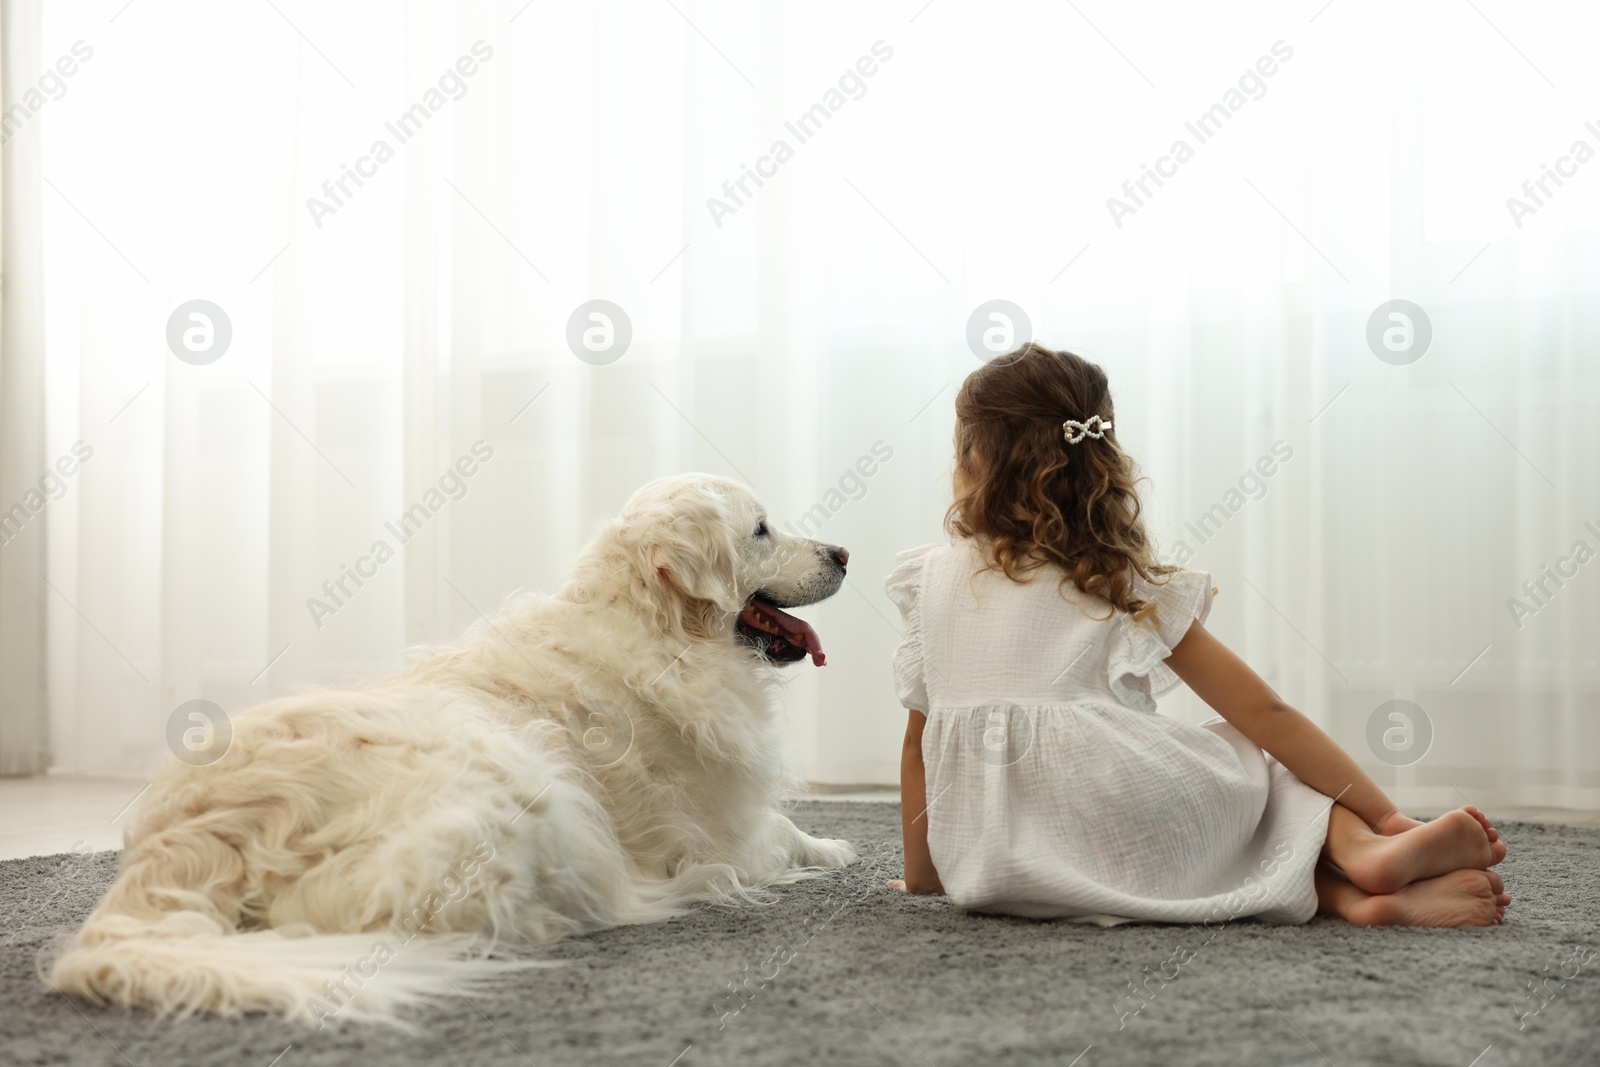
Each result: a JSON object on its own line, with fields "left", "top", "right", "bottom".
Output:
{"left": 47, "top": 474, "right": 857, "bottom": 1025}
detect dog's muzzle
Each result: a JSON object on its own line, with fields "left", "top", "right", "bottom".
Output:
{"left": 735, "top": 545, "right": 847, "bottom": 667}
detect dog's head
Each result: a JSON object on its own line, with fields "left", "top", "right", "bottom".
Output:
{"left": 615, "top": 474, "right": 847, "bottom": 666}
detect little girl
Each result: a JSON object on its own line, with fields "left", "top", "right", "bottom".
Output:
{"left": 886, "top": 343, "right": 1509, "bottom": 927}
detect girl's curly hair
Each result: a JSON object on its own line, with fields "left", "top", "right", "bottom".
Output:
{"left": 945, "top": 342, "right": 1171, "bottom": 622}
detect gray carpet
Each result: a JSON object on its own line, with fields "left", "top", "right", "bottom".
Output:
{"left": 3, "top": 802, "right": 1596, "bottom": 1067}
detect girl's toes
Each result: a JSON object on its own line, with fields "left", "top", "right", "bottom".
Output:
{"left": 1484, "top": 870, "right": 1504, "bottom": 895}
{"left": 1489, "top": 839, "right": 1508, "bottom": 865}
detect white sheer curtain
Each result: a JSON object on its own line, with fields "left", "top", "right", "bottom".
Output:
{"left": 29, "top": 0, "right": 1599, "bottom": 808}
{"left": 1, "top": 0, "right": 51, "bottom": 776}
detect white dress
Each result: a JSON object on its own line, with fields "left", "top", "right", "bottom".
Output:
{"left": 885, "top": 540, "right": 1332, "bottom": 926}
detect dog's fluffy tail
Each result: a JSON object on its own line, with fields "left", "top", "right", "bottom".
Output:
{"left": 44, "top": 887, "right": 527, "bottom": 1028}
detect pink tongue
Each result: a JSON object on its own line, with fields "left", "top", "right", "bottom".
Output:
{"left": 743, "top": 600, "right": 826, "bottom": 666}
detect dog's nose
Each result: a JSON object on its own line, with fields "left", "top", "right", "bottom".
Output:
{"left": 830, "top": 546, "right": 849, "bottom": 567}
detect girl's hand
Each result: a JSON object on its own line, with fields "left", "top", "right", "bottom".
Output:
{"left": 888, "top": 875, "right": 944, "bottom": 894}
{"left": 1374, "top": 810, "right": 1425, "bottom": 836}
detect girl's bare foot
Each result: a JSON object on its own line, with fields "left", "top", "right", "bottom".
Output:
{"left": 1374, "top": 810, "right": 1426, "bottom": 835}
{"left": 1375, "top": 807, "right": 1505, "bottom": 850}
{"left": 1336, "top": 808, "right": 1503, "bottom": 894}
{"left": 1345, "top": 869, "right": 1509, "bottom": 928}
{"left": 1459, "top": 804, "right": 1504, "bottom": 846}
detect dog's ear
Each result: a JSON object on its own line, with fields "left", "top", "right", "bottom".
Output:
{"left": 643, "top": 488, "right": 742, "bottom": 614}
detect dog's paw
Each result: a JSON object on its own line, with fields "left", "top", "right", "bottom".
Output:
{"left": 803, "top": 836, "right": 857, "bottom": 869}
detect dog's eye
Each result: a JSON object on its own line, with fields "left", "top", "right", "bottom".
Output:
{"left": 753, "top": 521, "right": 769, "bottom": 538}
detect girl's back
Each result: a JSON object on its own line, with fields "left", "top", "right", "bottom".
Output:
{"left": 895, "top": 537, "right": 1206, "bottom": 712}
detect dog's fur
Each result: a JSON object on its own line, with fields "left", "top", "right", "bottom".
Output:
{"left": 45, "top": 474, "right": 856, "bottom": 1025}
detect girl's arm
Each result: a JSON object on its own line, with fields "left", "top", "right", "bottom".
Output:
{"left": 896, "top": 709, "right": 945, "bottom": 894}
{"left": 1163, "top": 621, "right": 1406, "bottom": 833}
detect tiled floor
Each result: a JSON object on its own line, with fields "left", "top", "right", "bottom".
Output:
{"left": 2, "top": 775, "right": 1596, "bottom": 861}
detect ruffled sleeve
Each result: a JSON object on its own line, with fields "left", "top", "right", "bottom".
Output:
{"left": 1107, "top": 568, "right": 1215, "bottom": 710}
{"left": 884, "top": 544, "right": 938, "bottom": 712}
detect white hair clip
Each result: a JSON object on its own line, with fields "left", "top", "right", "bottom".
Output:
{"left": 1062, "top": 415, "right": 1112, "bottom": 444}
